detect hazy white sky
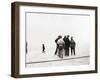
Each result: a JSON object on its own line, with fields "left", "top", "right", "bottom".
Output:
{"left": 26, "top": 12, "right": 90, "bottom": 56}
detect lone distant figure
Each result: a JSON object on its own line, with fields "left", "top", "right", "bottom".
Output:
{"left": 70, "top": 37, "right": 76, "bottom": 56}
{"left": 54, "top": 35, "right": 62, "bottom": 55}
{"left": 42, "top": 44, "right": 45, "bottom": 53}
{"left": 63, "top": 35, "right": 70, "bottom": 56}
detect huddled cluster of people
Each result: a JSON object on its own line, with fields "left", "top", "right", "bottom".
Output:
{"left": 55, "top": 35, "right": 76, "bottom": 58}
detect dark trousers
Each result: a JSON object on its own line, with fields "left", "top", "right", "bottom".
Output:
{"left": 71, "top": 48, "right": 75, "bottom": 55}
{"left": 65, "top": 48, "right": 69, "bottom": 56}
{"left": 58, "top": 46, "right": 63, "bottom": 58}
{"left": 42, "top": 48, "right": 45, "bottom": 53}
{"left": 55, "top": 45, "right": 58, "bottom": 55}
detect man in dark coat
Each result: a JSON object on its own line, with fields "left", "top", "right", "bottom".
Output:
{"left": 54, "top": 35, "right": 62, "bottom": 55}
{"left": 63, "top": 35, "right": 70, "bottom": 56}
{"left": 70, "top": 37, "right": 76, "bottom": 55}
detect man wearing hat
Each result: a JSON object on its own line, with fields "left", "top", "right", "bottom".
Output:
{"left": 63, "top": 35, "right": 70, "bottom": 56}
{"left": 70, "top": 37, "right": 76, "bottom": 56}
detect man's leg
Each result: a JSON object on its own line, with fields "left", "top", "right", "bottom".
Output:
{"left": 67, "top": 48, "right": 69, "bottom": 56}
{"left": 58, "top": 46, "right": 62, "bottom": 58}
{"left": 66, "top": 48, "right": 69, "bottom": 56}
{"left": 71, "top": 48, "right": 73, "bottom": 55}
{"left": 74, "top": 48, "right": 75, "bottom": 55}
{"left": 42, "top": 48, "right": 45, "bottom": 53}
{"left": 55, "top": 45, "right": 58, "bottom": 55}
{"left": 65, "top": 48, "right": 67, "bottom": 56}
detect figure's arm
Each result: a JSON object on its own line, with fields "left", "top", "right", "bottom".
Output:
{"left": 55, "top": 38, "right": 58, "bottom": 43}
{"left": 74, "top": 42, "right": 76, "bottom": 48}
{"left": 69, "top": 40, "right": 71, "bottom": 48}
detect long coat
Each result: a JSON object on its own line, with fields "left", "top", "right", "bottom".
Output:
{"left": 57, "top": 38, "right": 65, "bottom": 55}
{"left": 70, "top": 40, "right": 76, "bottom": 49}
{"left": 63, "top": 37, "right": 70, "bottom": 48}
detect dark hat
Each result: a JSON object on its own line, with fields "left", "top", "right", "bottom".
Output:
{"left": 58, "top": 35, "right": 62, "bottom": 38}
{"left": 71, "top": 36, "right": 73, "bottom": 39}
{"left": 67, "top": 35, "right": 69, "bottom": 37}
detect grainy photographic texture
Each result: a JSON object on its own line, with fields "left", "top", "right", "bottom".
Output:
{"left": 26, "top": 12, "right": 90, "bottom": 67}
{"left": 11, "top": 2, "right": 97, "bottom": 78}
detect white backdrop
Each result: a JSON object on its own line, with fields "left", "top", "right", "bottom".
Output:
{"left": 26, "top": 12, "right": 90, "bottom": 58}
{"left": 0, "top": 0, "right": 100, "bottom": 80}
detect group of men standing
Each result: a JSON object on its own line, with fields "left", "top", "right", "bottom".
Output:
{"left": 55, "top": 35, "right": 76, "bottom": 58}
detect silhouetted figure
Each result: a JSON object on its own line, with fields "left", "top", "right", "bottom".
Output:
{"left": 26, "top": 42, "right": 28, "bottom": 54}
{"left": 63, "top": 35, "right": 70, "bottom": 56}
{"left": 70, "top": 37, "right": 76, "bottom": 56}
{"left": 57, "top": 37, "right": 65, "bottom": 58}
{"left": 42, "top": 44, "right": 45, "bottom": 53}
{"left": 54, "top": 35, "right": 62, "bottom": 55}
